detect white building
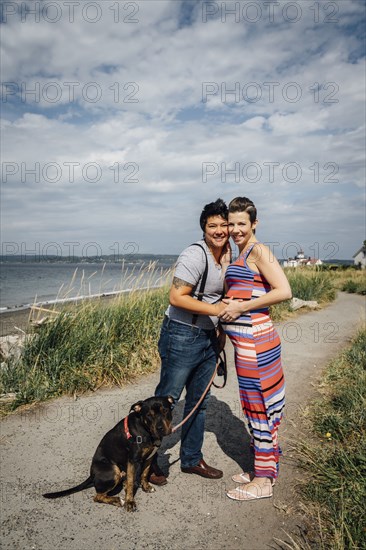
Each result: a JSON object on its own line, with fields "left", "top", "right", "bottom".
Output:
{"left": 283, "top": 249, "right": 323, "bottom": 268}
{"left": 353, "top": 245, "right": 366, "bottom": 269}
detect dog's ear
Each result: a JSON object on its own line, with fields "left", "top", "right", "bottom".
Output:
{"left": 130, "top": 401, "right": 143, "bottom": 413}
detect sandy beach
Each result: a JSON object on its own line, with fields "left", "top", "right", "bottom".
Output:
{"left": 0, "top": 308, "right": 33, "bottom": 337}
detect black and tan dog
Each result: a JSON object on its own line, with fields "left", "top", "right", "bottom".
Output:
{"left": 43, "top": 396, "right": 174, "bottom": 511}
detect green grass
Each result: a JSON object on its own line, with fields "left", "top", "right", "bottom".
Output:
{"left": 286, "top": 270, "right": 337, "bottom": 302}
{"left": 295, "top": 329, "right": 366, "bottom": 549}
{"left": 324, "top": 268, "right": 366, "bottom": 296}
{"left": 0, "top": 285, "right": 169, "bottom": 411}
{"left": 340, "top": 277, "right": 366, "bottom": 296}
{"left": 270, "top": 268, "right": 337, "bottom": 321}
{"left": 271, "top": 266, "right": 365, "bottom": 321}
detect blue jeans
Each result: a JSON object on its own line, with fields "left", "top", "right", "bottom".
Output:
{"left": 155, "top": 316, "right": 218, "bottom": 468}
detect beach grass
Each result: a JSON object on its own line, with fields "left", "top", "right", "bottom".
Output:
{"left": 0, "top": 271, "right": 170, "bottom": 412}
{"left": 270, "top": 268, "right": 337, "bottom": 321}
{"left": 270, "top": 266, "right": 366, "bottom": 321}
{"left": 294, "top": 328, "right": 366, "bottom": 549}
{"left": 286, "top": 269, "right": 337, "bottom": 302}
{"left": 338, "top": 271, "right": 366, "bottom": 295}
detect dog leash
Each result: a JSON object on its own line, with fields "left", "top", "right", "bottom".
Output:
{"left": 212, "top": 349, "right": 227, "bottom": 389}
{"left": 171, "top": 350, "right": 227, "bottom": 433}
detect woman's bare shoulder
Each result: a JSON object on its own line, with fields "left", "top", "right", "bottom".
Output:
{"left": 251, "top": 242, "right": 274, "bottom": 263}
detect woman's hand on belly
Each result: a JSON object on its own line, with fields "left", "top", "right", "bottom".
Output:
{"left": 218, "top": 298, "right": 247, "bottom": 322}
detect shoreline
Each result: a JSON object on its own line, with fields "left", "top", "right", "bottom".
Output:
{"left": 0, "top": 283, "right": 163, "bottom": 314}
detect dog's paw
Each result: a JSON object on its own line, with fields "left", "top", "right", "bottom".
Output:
{"left": 142, "top": 483, "right": 156, "bottom": 493}
{"left": 124, "top": 500, "right": 137, "bottom": 512}
{"left": 119, "top": 497, "right": 125, "bottom": 507}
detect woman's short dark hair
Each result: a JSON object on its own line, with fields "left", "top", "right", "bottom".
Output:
{"left": 199, "top": 198, "right": 228, "bottom": 231}
{"left": 228, "top": 196, "right": 257, "bottom": 224}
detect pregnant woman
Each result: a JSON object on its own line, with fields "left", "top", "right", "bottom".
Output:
{"left": 218, "top": 196, "right": 292, "bottom": 501}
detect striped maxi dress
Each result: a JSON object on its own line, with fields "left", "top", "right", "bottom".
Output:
{"left": 221, "top": 243, "right": 285, "bottom": 479}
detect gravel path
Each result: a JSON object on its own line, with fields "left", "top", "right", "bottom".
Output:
{"left": 1, "top": 292, "right": 365, "bottom": 550}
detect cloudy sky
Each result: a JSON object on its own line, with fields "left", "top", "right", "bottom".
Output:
{"left": 1, "top": 0, "right": 365, "bottom": 260}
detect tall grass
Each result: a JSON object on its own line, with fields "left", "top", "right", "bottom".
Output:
{"left": 339, "top": 272, "right": 366, "bottom": 295}
{"left": 286, "top": 269, "right": 337, "bottom": 302}
{"left": 271, "top": 265, "right": 366, "bottom": 321}
{"left": 313, "top": 267, "right": 365, "bottom": 296}
{"left": 0, "top": 277, "right": 170, "bottom": 411}
{"left": 295, "top": 329, "right": 366, "bottom": 549}
{"left": 270, "top": 268, "right": 337, "bottom": 321}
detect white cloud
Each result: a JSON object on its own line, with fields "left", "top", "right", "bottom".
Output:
{"left": 1, "top": 0, "right": 365, "bottom": 258}
{"left": 242, "top": 116, "right": 266, "bottom": 131}
{"left": 267, "top": 111, "right": 329, "bottom": 135}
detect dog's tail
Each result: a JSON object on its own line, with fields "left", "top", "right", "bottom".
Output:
{"left": 43, "top": 476, "right": 93, "bottom": 499}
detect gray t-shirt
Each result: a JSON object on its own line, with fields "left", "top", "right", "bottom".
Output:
{"left": 166, "top": 240, "right": 224, "bottom": 329}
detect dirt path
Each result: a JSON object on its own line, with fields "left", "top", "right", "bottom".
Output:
{"left": 1, "top": 292, "right": 365, "bottom": 550}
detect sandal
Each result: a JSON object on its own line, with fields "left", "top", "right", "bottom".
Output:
{"left": 231, "top": 472, "right": 252, "bottom": 484}
{"left": 231, "top": 472, "right": 276, "bottom": 486}
{"left": 226, "top": 481, "right": 273, "bottom": 501}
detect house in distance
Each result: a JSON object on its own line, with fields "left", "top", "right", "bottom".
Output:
{"left": 283, "top": 249, "right": 323, "bottom": 268}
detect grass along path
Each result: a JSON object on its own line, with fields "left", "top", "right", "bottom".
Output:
{"left": 293, "top": 328, "right": 366, "bottom": 550}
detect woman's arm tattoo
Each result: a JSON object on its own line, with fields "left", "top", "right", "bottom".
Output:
{"left": 172, "top": 277, "right": 194, "bottom": 290}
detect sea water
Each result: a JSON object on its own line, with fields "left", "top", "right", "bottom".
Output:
{"left": 0, "top": 257, "right": 176, "bottom": 311}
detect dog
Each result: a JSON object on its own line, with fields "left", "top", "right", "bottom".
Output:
{"left": 43, "top": 396, "right": 174, "bottom": 511}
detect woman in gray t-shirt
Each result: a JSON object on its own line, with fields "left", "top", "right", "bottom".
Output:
{"left": 150, "top": 199, "right": 230, "bottom": 484}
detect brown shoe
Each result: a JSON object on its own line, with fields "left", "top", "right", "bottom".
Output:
{"left": 181, "top": 459, "right": 223, "bottom": 479}
{"left": 148, "top": 463, "right": 168, "bottom": 486}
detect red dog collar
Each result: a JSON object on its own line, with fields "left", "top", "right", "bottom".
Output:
{"left": 124, "top": 416, "right": 132, "bottom": 439}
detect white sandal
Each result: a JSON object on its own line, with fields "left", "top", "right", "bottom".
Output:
{"left": 231, "top": 472, "right": 276, "bottom": 486}
{"left": 231, "top": 472, "right": 252, "bottom": 484}
{"left": 226, "top": 482, "right": 273, "bottom": 501}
